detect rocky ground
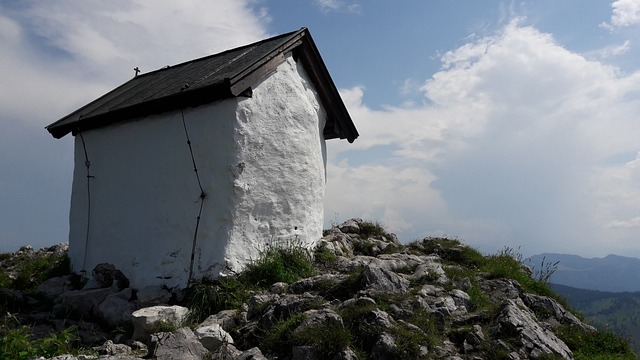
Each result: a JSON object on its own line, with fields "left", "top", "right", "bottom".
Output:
{"left": 0, "top": 219, "right": 624, "bottom": 359}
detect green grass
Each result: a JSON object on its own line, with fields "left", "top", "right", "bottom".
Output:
{"left": 359, "top": 221, "right": 391, "bottom": 239}
{"left": 2, "top": 252, "right": 70, "bottom": 291}
{"left": 185, "top": 241, "right": 316, "bottom": 323}
{"left": 241, "top": 242, "right": 315, "bottom": 287}
{"left": 555, "top": 324, "right": 636, "bottom": 360}
{"left": 261, "top": 313, "right": 307, "bottom": 356}
{"left": 185, "top": 277, "right": 250, "bottom": 324}
{"left": 290, "top": 322, "right": 352, "bottom": 358}
{"left": 408, "top": 237, "right": 486, "bottom": 269}
{"left": 0, "top": 315, "right": 81, "bottom": 359}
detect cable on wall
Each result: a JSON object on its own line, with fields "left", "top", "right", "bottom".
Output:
{"left": 181, "top": 110, "right": 207, "bottom": 283}
{"left": 77, "top": 129, "right": 94, "bottom": 274}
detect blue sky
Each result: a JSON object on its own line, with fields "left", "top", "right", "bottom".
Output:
{"left": 1, "top": 0, "right": 640, "bottom": 259}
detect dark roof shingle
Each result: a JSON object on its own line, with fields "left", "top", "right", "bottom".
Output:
{"left": 46, "top": 28, "right": 358, "bottom": 142}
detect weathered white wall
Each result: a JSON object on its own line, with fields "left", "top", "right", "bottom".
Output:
{"left": 68, "top": 53, "right": 327, "bottom": 288}
{"left": 224, "top": 55, "right": 327, "bottom": 272}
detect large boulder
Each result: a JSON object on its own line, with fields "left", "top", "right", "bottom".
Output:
{"left": 194, "top": 324, "right": 234, "bottom": 352}
{"left": 95, "top": 288, "right": 136, "bottom": 327}
{"left": 492, "top": 298, "right": 572, "bottom": 359}
{"left": 149, "top": 327, "right": 209, "bottom": 360}
{"left": 362, "top": 265, "right": 409, "bottom": 295}
{"left": 131, "top": 305, "right": 189, "bottom": 340}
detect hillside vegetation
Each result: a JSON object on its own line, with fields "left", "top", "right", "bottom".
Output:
{"left": 0, "top": 219, "right": 636, "bottom": 359}
{"left": 552, "top": 283, "right": 640, "bottom": 354}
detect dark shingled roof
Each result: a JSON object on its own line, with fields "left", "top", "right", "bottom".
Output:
{"left": 46, "top": 28, "right": 358, "bottom": 142}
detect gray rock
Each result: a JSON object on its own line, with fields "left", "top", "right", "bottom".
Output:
{"left": 338, "top": 219, "right": 361, "bottom": 234}
{"left": 450, "top": 289, "right": 471, "bottom": 308}
{"left": 96, "top": 289, "right": 136, "bottom": 327}
{"left": 92, "top": 340, "right": 132, "bottom": 356}
{"left": 362, "top": 265, "right": 409, "bottom": 294}
{"left": 209, "top": 343, "right": 243, "bottom": 359}
{"left": 413, "top": 258, "right": 448, "bottom": 284}
{"left": 371, "top": 332, "right": 396, "bottom": 360}
{"left": 297, "top": 308, "right": 343, "bottom": 329}
{"left": 363, "top": 309, "right": 396, "bottom": 329}
{"left": 492, "top": 298, "right": 572, "bottom": 359}
{"left": 290, "top": 273, "right": 347, "bottom": 294}
{"left": 318, "top": 232, "right": 355, "bottom": 257}
{"left": 292, "top": 345, "right": 318, "bottom": 360}
{"left": 521, "top": 293, "right": 596, "bottom": 332}
{"left": 194, "top": 324, "right": 234, "bottom": 352}
{"left": 137, "top": 285, "right": 172, "bottom": 306}
{"left": 200, "top": 310, "right": 240, "bottom": 332}
{"left": 246, "top": 293, "right": 280, "bottom": 320}
{"left": 37, "top": 276, "right": 73, "bottom": 299}
{"left": 149, "top": 327, "right": 209, "bottom": 360}
{"left": 270, "top": 282, "right": 288, "bottom": 294}
{"left": 332, "top": 348, "right": 359, "bottom": 360}
{"left": 236, "top": 347, "right": 268, "bottom": 360}
{"left": 92, "top": 263, "right": 129, "bottom": 290}
{"left": 131, "top": 305, "right": 189, "bottom": 340}
{"left": 55, "top": 287, "right": 115, "bottom": 316}
{"left": 339, "top": 296, "right": 377, "bottom": 310}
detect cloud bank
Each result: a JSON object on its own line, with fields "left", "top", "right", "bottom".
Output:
{"left": 326, "top": 19, "right": 640, "bottom": 257}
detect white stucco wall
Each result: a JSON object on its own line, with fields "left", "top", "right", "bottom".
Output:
{"left": 225, "top": 55, "right": 327, "bottom": 272}
{"left": 68, "top": 53, "right": 327, "bottom": 288}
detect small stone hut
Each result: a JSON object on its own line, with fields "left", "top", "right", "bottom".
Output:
{"left": 46, "top": 28, "right": 358, "bottom": 289}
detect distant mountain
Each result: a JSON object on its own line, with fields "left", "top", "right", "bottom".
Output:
{"left": 528, "top": 253, "right": 640, "bottom": 292}
{"left": 551, "top": 283, "right": 640, "bottom": 354}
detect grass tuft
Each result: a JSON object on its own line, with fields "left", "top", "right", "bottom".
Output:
{"left": 241, "top": 241, "right": 315, "bottom": 287}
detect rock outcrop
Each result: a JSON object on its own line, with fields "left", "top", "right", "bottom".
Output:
{"left": 0, "top": 219, "right": 624, "bottom": 359}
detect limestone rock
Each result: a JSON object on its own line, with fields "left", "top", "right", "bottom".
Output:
{"left": 236, "top": 347, "right": 268, "bottom": 360}
{"left": 200, "top": 310, "right": 240, "bottom": 332}
{"left": 92, "top": 339, "right": 132, "bottom": 356}
{"left": 96, "top": 289, "right": 136, "bottom": 327}
{"left": 209, "top": 343, "right": 243, "bottom": 359}
{"left": 149, "top": 327, "right": 209, "bottom": 360}
{"left": 522, "top": 293, "right": 596, "bottom": 332}
{"left": 131, "top": 305, "right": 189, "bottom": 340}
{"left": 194, "top": 324, "right": 234, "bottom": 352}
{"left": 338, "top": 218, "right": 361, "bottom": 234}
{"left": 55, "top": 287, "right": 115, "bottom": 316}
{"left": 492, "top": 298, "right": 572, "bottom": 359}
{"left": 292, "top": 345, "right": 318, "bottom": 360}
{"left": 362, "top": 265, "right": 409, "bottom": 294}
{"left": 37, "top": 276, "right": 74, "bottom": 299}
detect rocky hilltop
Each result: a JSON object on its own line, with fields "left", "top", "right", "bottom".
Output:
{"left": 0, "top": 219, "right": 635, "bottom": 359}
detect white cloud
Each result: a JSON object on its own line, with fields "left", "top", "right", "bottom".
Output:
{"left": 314, "top": 0, "right": 362, "bottom": 14}
{"left": 326, "top": 20, "right": 640, "bottom": 257}
{"left": 611, "top": 0, "right": 640, "bottom": 27}
{"left": 0, "top": 1, "right": 269, "bottom": 252}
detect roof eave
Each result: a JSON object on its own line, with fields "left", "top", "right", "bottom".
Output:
{"left": 47, "top": 81, "right": 232, "bottom": 139}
